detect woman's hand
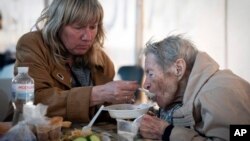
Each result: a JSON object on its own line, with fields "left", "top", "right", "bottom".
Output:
{"left": 139, "top": 114, "right": 169, "bottom": 140}
{"left": 91, "top": 80, "right": 139, "bottom": 105}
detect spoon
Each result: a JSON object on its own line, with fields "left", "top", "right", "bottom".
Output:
{"left": 130, "top": 114, "right": 145, "bottom": 134}
{"left": 82, "top": 105, "right": 104, "bottom": 131}
{"left": 133, "top": 114, "right": 144, "bottom": 125}
{"left": 138, "top": 88, "right": 155, "bottom": 99}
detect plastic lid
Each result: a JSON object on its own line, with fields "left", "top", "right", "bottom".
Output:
{"left": 17, "top": 67, "right": 29, "bottom": 73}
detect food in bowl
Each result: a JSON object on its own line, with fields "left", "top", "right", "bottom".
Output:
{"left": 103, "top": 104, "right": 153, "bottom": 119}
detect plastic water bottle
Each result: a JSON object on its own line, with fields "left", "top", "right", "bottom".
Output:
{"left": 12, "top": 67, "right": 34, "bottom": 125}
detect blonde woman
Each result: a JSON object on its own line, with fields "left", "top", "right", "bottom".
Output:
{"left": 14, "top": 0, "right": 138, "bottom": 122}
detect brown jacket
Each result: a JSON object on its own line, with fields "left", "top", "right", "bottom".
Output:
{"left": 14, "top": 31, "right": 115, "bottom": 122}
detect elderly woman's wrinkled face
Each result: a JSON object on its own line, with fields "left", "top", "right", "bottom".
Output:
{"left": 144, "top": 53, "right": 179, "bottom": 109}
{"left": 59, "top": 22, "right": 98, "bottom": 55}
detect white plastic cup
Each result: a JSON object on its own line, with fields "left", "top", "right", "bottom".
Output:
{"left": 116, "top": 119, "right": 139, "bottom": 141}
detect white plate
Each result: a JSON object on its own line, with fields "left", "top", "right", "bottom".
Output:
{"left": 103, "top": 104, "right": 153, "bottom": 119}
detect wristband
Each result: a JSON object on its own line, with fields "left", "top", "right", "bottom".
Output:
{"left": 162, "top": 124, "right": 174, "bottom": 141}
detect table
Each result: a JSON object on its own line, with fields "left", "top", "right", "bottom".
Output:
{"left": 64, "top": 122, "right": 135, "bottom": 141}
{"left": 0, "top": 122, "right": 161, "bottom": 141}
{"left": 67, "top": 122, "right": 161, "bottom": 141}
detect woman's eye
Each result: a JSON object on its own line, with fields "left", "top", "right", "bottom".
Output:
{"left": 89, "top": 25, "right": 97, "bottom": 30}
{"left": 149, "top": 73, "right": 154, "bottom": 77}
{"left": 146, "top": 71, "right": 154, "bottom": 78}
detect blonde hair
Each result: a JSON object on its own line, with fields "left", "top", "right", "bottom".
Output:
{"left": 34, "top": 0, "right": 105, "bottom": 68}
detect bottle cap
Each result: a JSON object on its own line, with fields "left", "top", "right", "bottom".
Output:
{"left": 17, "top": 67, "right": 29, "bottom": 73}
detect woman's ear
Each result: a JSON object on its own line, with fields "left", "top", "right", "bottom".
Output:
{"left": 174, "top": 58, "right": 186, "bottom": 80}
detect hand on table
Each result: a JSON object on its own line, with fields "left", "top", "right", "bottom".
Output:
{"left": 139, "top": 114, "right": 169, "bottom": 140}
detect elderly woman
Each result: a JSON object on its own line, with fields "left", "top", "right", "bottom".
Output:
{"left": 14, "top": 0, "right": 138, "bottom": 122}
{"left": 139, "top": 35, "right": 250, "bottom": 141}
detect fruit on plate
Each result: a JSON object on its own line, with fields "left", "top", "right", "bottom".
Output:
{"left": 87, "top": 134, "right": 101, "bottom": 141}
{"left": 73, "top": 134, "right": 101, "bottom": 141}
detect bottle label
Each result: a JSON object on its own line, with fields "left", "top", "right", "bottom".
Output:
{"left": 12, "top": 84, "right": 34, "bottom": 101}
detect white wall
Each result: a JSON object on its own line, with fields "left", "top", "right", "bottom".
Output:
{"left": 227, "top": 0, "right": 250, "bottom": 82}
{"left": 100, "top": 0, "right": 137, "bottom": 72}
{"left": 0, "top": 0, "right": 44, "bottom": 53}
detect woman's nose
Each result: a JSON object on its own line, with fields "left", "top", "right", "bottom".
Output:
{"left": 81, "top": 29, "right": 91, "bottom": 40}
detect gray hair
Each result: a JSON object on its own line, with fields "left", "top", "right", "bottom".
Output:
{"left": 144, "top": 35, "right": 198, "bottom": 72}
{"left": 34, "top": 0, "right": 105, "bottom": 68}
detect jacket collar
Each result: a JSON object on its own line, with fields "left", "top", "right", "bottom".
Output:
{"left": 174, "top": 52, "right": 219, "bottom": 126}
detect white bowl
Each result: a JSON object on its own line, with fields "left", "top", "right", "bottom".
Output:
{"left": 103, "top": 104, "right": 152, "bottom": 119}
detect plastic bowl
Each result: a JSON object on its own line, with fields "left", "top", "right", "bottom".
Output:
{"left": 103, "top": 104, "right": 152, "bottom": 119}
